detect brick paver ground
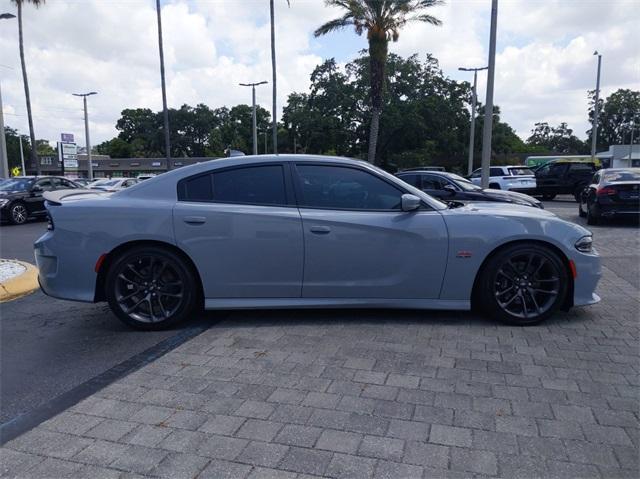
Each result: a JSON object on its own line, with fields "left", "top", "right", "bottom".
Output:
{"left": 1, "top": 205, "right": 638, "bottom": 478}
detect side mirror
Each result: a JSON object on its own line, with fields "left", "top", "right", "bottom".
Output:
{"left": 401, "top": 193, "right": 421, "bottom": 212}
{"left": 443, "top": 184, "right": 456, "bottom": 195}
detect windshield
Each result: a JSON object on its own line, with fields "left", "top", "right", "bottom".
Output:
{"left": 508, "top": 167, "right": 534, "bottom": 176}
{"left": 0, "top": 178, "right": 34, "bottom": 192}
{"left": 91, "top": 179, "right": 120, "bottom": 187}
{"left": 447, "top": 174, "right": 482, "bottom": 191}
{"left": 605, "top": 170, "right": 640, "bottom": 182}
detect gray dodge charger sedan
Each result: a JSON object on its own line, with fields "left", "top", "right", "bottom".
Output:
{"left": 35, "top": 155, "right": 601, "bottom": 330}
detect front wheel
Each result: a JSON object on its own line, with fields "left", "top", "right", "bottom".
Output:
{"left": 9, "top": 202, "right": 28, "bottom": 225}
{"left": 105, "top": 246, "right": 199, "bottom": 330}
{"left": 587, "top": 204, "right": 600, "bottom": 225}
{"left": 478, "top": 244, "right": 568, "bottom": 325}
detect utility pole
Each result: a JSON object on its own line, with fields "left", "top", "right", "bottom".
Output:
{"left": 73, "top": 92, "right": 97, "bottom": 179}
{"left": 480, "top": 0, "right": 498, "bottom": 189}
{"left": 590, "top": 51, "right": 602, "bottom": 164}
{"left": 156, "top": 0, "right": 171, "bottom": 170}
{"left": 239, "top": 81, "right": 267, "bottom": 156}
{"left": 459, "top": 66, "right": 488, "bottom": 175}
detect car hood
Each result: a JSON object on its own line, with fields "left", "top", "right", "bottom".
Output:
{"left": 483, "top": 188, "right": 540, "bottom": 204}
{"left": 447, "top": 201, "right": 556, "bottom": 218}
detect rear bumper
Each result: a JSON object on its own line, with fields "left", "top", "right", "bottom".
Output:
{"left": 34, "top": 231, "right": 97, "bottom": 303}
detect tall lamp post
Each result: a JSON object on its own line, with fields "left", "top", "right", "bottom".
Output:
{"left": 480, "top": 0, "right": 498, "bottom": 189}
{"left": 72, "top": 92, "right": 97, "bottom": 180}
{"left": 239, "top": 81, "right": 268, "bottom": 156}
{"left": 590, "top": 51, "right": 602, "bottom": 164}
{"left": 0, "top": 13, "right": 16, "bottom": 178}
{"left": 459, "top": 66, "right": 488, "bottom": 175}
{"left": 156, "top": 0, "right": 171, "bottom": 170}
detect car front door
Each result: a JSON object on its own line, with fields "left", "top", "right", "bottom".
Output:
{"left": 27, "top": 178, "right": 54, "bottom": 215}
{"left": 173, "top": 163, "right": 304, "bottom": 298}
{"left": 294, "top": 164, "right": 448, "bottom": 299}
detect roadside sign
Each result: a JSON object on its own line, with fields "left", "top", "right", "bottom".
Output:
{"left": 63, "top": 159, "right": 78, "bottom": 168}
{"left": 61, "top": 133, "right": 74, "bottom": 143}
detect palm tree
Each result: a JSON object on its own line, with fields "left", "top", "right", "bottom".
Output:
{"left": 315, "top": 0, "right": 442, "bottom": 164}
{"left": 11, "top": 0, "right": 44, "bottom": 175}
{"left": 269, "top": 0, "right": 290, "bottom": 154}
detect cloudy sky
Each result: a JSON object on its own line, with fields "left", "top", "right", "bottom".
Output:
{"left": 0, "top": 0, "right": 638, "bottom": 148}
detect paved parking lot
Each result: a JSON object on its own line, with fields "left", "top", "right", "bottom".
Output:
{"left": 1, "top": 198, "right": 638, "bottom": 478}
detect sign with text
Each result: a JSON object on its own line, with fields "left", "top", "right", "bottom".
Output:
{"left": 61, "top": 133, "right": 74, "bottom": 143}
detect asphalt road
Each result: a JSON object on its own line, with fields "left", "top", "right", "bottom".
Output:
{"left": 0, "top": 221, "right": 217, "bottom": 425}
{"left": 0, "top": 197, "right": 637, "bottom": 427}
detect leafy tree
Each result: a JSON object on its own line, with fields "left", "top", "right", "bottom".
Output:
{"left": 314, "top": 0, "right": 442, "bottom": 165}
{"left": 10, "top": 0, "right": 45, "bottom": 174}
{"left": 526, "top": 122, "right": 587, "bottom": 154}
{"left": 587, "top": 89, "right": 640, "bottom": 150}
{"left": 95, "top": 138, "right": 133, "bottom": 158}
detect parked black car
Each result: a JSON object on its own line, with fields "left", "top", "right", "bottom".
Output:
{"left": 534, "top": 159, "right": 599, "bottom": 201}
{"left": 0, "top": 176, "right": 80, "bottom": 225}
{"left": 396, "top": 170, "right": 543, "bottom": 208}
{"left": 578, "top": 168, "right": 640, "bottom": 225}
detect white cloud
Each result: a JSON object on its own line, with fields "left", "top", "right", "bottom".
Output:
{"left": 0, "top": 0, "right": 638, "bottom": 149}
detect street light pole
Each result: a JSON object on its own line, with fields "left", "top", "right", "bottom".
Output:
{"left": 240, "top": 81, "right": 268, "bottom": 156}
{"left": 459, "top": 66, "right": 488, "bottom": 175}
{"left": 73, "top": 92, "right": 97, "bottom": 179}
{"left": 590, "top": 51, "right": 602, "bottom": 164}
{"left": 19, "top": 134, "right": 25, "bottom": 175}
{"left": 156, "top": 0, "right": 171, "bottom": 170}
{"left": 480, "top": 0, "right": 498, "bottom": 189}
{"left": 0, "top": 13, "right": 16, "bottom": 178}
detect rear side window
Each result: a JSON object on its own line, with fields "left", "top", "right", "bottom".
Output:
{"left": 569, "top": 163, "right": 595, "bottom": 173}
{"left": 296, "top": 165, "right": 403, "bottom": 210}
{"left": 508, "top": 167, "right": 534, "bottom": 176}
{"left": 213, "top": 165, "right": 286, "bottom": 205}
{"left": 489, "top": 167, "right": 504, "bottom": 176}
{"left": 179, "top": 165, "right": 286, "bottom": 206}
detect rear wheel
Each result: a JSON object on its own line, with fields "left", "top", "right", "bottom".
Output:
{"left": 105, "top": 246, "right": 199, "bottom": 330}
{"left": 541, "top": 193, "right": 556, "bottom": 201}
{"left": 478, "top": 243, "right": 568, "bottom": 325}
{"left": 587, "top": 204, "right": 600, "bottom": 225}
{"left": 9, "top": 202, "right": 28, "bottom": 225}
{"left": 489, "top": 183, "right": 501, "bottom": 190}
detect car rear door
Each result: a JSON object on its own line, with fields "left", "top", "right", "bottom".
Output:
{"left": 173, "top": 163, "right": 304, "bottom": 298}
{"left": 293, "top": 163, "right": 448, "bottom": 299}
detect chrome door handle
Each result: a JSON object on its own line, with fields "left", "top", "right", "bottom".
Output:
{"left": 310, "top": 225, "right": 331, "bottom": 234}
{"left": 183, "top": 216, "right": 206, "bottom": 224}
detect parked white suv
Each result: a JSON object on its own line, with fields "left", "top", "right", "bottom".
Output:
{"left": 469, "top": 166, "right": 537, "bottom": 193}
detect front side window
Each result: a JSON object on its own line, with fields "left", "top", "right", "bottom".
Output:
{"left": 179, "top": 165, "right": 287, "bottom": 206}
{"left": 422, "top": 175, "right": 448, "bottom": 190}
{"left": 296, "top": 165, "right": 403, "bottom": 210}
{"left": 489, "top": 167, "right": 504, "bottom": 177}
{"left": 397, "top": 174, "right": 420, "bottom": 188}
{"left": 35, "top": 179, "right": 54, "bottom": 191}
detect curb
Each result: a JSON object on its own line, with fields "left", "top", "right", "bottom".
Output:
{"left": 0, "top": 260, "right": 39, "bottom": 302}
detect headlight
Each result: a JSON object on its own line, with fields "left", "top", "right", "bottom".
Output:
{"left": 575, "top": 235, "right": 593, "bottom": 253}
{"left": 0, "top": 199, "right": 8, "bottom": 207}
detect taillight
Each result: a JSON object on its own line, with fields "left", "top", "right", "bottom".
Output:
{"left": 596, "top": 187, "right": 616, "bottom": 196}
{"left": 46, "top": 214, "right": 54, "bottom": 230}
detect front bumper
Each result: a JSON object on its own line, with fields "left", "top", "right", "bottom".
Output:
{"left": 572, "top": 249, "right": 602, "bottom": 307}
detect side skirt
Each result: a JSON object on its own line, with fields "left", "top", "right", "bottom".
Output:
{"left": 204, "top": 298, "right": 470, "bottom": 311}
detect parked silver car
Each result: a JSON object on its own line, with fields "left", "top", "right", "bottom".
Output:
{"left": 36, "top": 155, "right": 601, "bottom": 330}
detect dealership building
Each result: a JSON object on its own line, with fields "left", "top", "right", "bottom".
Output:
{"left": 26, "top": 154, "right": 217, "bottom": 178}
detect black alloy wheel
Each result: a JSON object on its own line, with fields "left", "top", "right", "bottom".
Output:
{"left": 479, "top": 244, "right": 568, "bottom": 325}
{"left": 105, "top": 246, "right": 199, "bottom": 330}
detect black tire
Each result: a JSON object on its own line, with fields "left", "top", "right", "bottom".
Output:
{"left": 489, "top": 183, "right": 501, "bottom": 190}
{"left": 541, "top": 194, "right": 556, "bottom": 201}
{"left": 105, "top": 245, "right": 200, "bottom": 330}
{"left": 573, "top": 186, "right": 586, "bottom": 203}
{"left": 578, "top": 199, "right": 586, "bottom": 218}
{"left": 586, "top": 204, "right": 600, "bottom": 225}
{"left": 9, "top": 202, "right": 28, "bottom": 225}
{"left": 478, "top": 243, "right": 569, "bottom": 326}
